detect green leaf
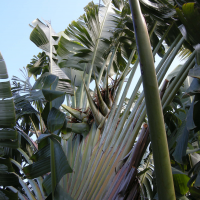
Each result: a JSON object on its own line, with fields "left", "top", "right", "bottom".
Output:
{"left": 0, "top": 52, "right": 8, "bottom": 79}
{"left": 0, "top": 189, "right": 18, "bottom": 200}
{"left": 0, "top": 130, "right": 17, "bottom": 140}
{"left": 61, "top": 105, "right": 87, "bottom": 121}
{"left": 0, "top": 174, "right": 19, "bottom": 186}
{"left": 186, "top": 98, "right": 196, "bottom": 131}
{"left": 0, "top": 140, "right": 19, "bottom": 149}
{"left": 66, "top": 122, "right": 90, "bottom": 137}
{"left": 42, "top": 89, "right": 65, "bottom": 101}
{"left": 42, "top": 174, "right": 52, "bottom": 195}
{"left": 183, "top": 78, "right": 200, "bottom": 97}
{"left": 0, "top": 164, "right": 8, "bottom": 173}
{"left": 137, "top": 168, "right": 150, "bottom": 176}
{"left": 189, "top": 187, "right": 200, "bottom": 199}
{"left": 0, "top": 82, "right": 12, "bottom": 98}
{"left": 42, "top": 137, "right": 73, "bottom": 195}
{"left": 188, "top": 67, "right": 200, "bottom": 79}
{"left": 23, "top": 157, "right": 50, "bottom": 179}
{"left": 173, "top": 174, "right": 190, "bottom": 195}
{"left": 0, "top": 158, "right": 15, "bottom": 172}
{"left": 0, "top": 99, "right": 15, "bottom": 128}
{"left": 52, "top": 95, "right": 65, "bottom": 109}
{"left": 31, "top": 144, "right": 50, "bottom": 162}
{"left": 173, "top": 127, "right": 189, "bottom": 164}
{"left": 176, "top": 3, "right": 200, "bottom": 45}
{"left": 30, "top": 25, "right": 49, "bottom": 48}
{"left": 47, "top": 107, "right": 66, "bottom": 133}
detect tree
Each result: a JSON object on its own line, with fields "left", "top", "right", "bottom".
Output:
{"left": 1, "top": 0, "right": 200, "bottom": 199}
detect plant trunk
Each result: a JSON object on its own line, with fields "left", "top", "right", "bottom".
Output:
{"left": 129, "top": 0, "right": 176, "bottom": 199}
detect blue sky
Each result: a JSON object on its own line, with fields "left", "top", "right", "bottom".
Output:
{"left": 1, "top": 0, "right": 183, "bottom": 98}
{"left": 0, "top": 0, "right": 98, "bottom": 80}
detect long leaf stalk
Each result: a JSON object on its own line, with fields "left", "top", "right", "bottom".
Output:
{"left": 103, "top": 46, "right": 118, "bottom": 88}
{"left": 129, "top": 0, "right": 176, "bottom": 199}
{"left": 86, "top": 80, "right": 125, "bottom": 191}
{"left": 7, "top": 186, "right": 27, "bottom": 200}
{"left": 119, "top": 80, "right": 169, "bottom": 174}
{"left": 116, "top": 53, "right": 194, "bottom": 164}
{"left": 88, "top": 35, "right": 185, "bottom": 198}
{"left": 10, "top": 159, "right": 43, "bottom": 200}
{"left": 49, "top": 23, "right": 56, "bottom": 200}
{"left": 17, "top": 148, "right": 46, "bottom": 198}
{"left": 155, "top": 34, "right": 182, "bottom": 74}
{"left": 108, "top": 35, "right": 181, "bottom": 151}
{"left": 78, "top": 64, "right": 87, "bottom": 108}
{"left": 72, "top": 23, "right": 180, "bottom": 198}
{"left": 85, "top": 0, "right": 114, "bottom": 95}
{"left": 157, "top": 36, "right": 184, "bottom": 85}
{"left": 100, "top": 75, "right": 125, "bottom": 145}
{"left": 103, "top": 21, "right": 158, "bottom": 150}
{"left": 162, "top": 53, "right": 195, "bottom": 107}
{"left": 97, "top": 52, "right": 111, "bottom": 86}
{"left": 152, "top": 23, "right": 174, "bottom": 57}
{"left": 102, "top": 46, "right": 137, "bottom": 148}
{"left": 114, "top": 29, "right": 181, "bottom": 159}
{"left": 86, "top": 103, "right": 146, "bottom": 199}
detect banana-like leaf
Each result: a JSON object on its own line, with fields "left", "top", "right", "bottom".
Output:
{"left": 62, "top": 105, "right": 87, "bottom": 121}
{"left": 42, "top": 89, "right": 65, "bottom": 101}
{"left": 83, "top": 79, "right": 104, "bottom": 126}
{"left": 0, "top": 52, "right": 8, "bottom": 79}
{"left": 173, "top": 174, "right": 190, "bottom": 195}
{"left": 0, "top": 130, "right": 18, "bottom": 140}
{"left": 0, "top": 158, "right": 15, "bottom": 172}
{"left": 0, "top": 159, "right": 19, "bottom": 186}
{"left": 0, "top": 99, "right": 15, "bottom": 128}
{"left": 59, "top": 1, "right": 119, "bottom": 86}
{"left": 0, "top": 174, "right": 19, "bottom": 186}
{"left": 47, "top": 107, "right": 66, "bottom": 133}
{"left": 23, "top": 157, "right": 50, "bottom": 179}
{"left": 31, "top": 144, "right": 50, "bottom": 162}
{"left": 42, "top": 136, "right": 73, "bottom": 195}
{"left": 0, "top": 140, "right": 19, "bottom": 149}
{"left": 176, "top": 3, "right": 200, "bottom": 46}
{"left": 30, "top": 19, "right": 73, "bottom": 94}
{"left": 0, "top": 81, "right": 12, "bottom": 98}
{"left": 30, "top": 18, "right": 58, "bottom": 53}
{"left": 66, "top": 122, "right": 90, "bottom": 137}
{"left": 0, "top": 189, "right": 18, "bottom": 200}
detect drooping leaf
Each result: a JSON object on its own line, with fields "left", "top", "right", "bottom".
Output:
{"left": 61, "top": 105, "right": 88, "bottom": 121}
{"left": 0, "top": 82, "right": 12, "bottom": 98}
{"left": 0, "top": 158, "right": 15, "bottom": 172}
{"left": 173, "top": 174, "right": 190, "bottom": 195}
{"left": 42, "top": 137, "right": 73, "bottom": 196}
{"left": 47, "top": 107, "right": 66, "bottom": 133}
{"left": 0, "top": 130, "right": 18, "bottom": 140}
{"left": 173, "top": 126, "right": 189, "bottom": 164}
{"left": 0, "top": 174, "right": 19, "bottom": 186}
{"left": 0, "top": 99, "right": 16, "bottom": 128}
{"left": 0, "top": 140, "right": 19, "bottom": 149}
{"left": 0, "top": 189, "right": 18, "bottom": 200}
{"left": 31, "top": 144, "right": 50, "bottom": 162}
{"left": 23, "top": 157, "right": 50, "bottom": 179}
{"left": 0, "top": 52, "right": 8, "bottom": 79}
{"left": 42, "top": 89, "right": 65, "bottom": 102}
{"left": 66, "top": 122, "right": 90, "bottom": 137}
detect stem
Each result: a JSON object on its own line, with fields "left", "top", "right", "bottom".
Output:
{"left": 129, "top": 0, "right": 176, "bottom": 199}
{"left": 50, "top": 139, "right": 56, "bottom": 199}
{"left": 103, "top": 47, "right": 118, "bottom": 88}
{"left": 49, "top": 24, "right": 56, "bottom": 200}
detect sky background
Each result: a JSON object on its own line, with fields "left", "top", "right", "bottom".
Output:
{"left": 0, "top": 0, "right": 98, "bottom": 79}
{"left": 0, "top": 0, "right": 184, "bottom": 98}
